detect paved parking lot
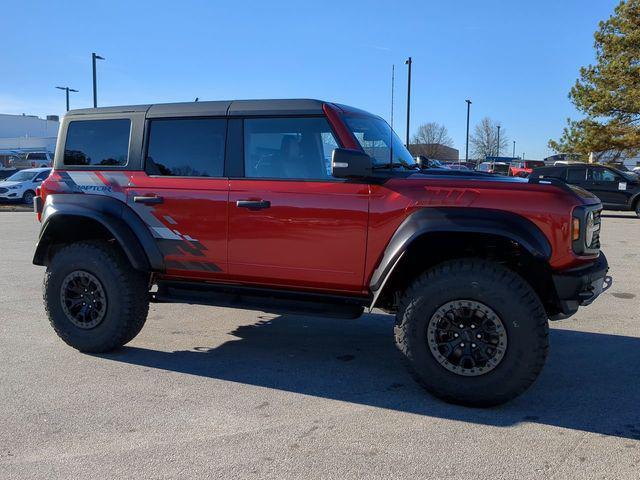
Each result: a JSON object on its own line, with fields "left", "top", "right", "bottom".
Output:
{"left": 0, "top": 211, "right": 638, "bottom": 479}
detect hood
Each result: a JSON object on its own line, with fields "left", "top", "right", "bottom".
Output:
{"left": 0, "top": 181, "right": 23, "bottom": 188}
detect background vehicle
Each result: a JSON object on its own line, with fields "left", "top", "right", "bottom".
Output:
{"left": 0, "top": 167, "right": 51, "bottom": 204}
{"left": 531, "top": 164, "right": 640, "bottom": 217}
{"left": 445, "top": 163, "right": 469, "bottom": 171}
{"left": 476, "top": 161, "right": 509, "bottom": 175}
{"left": 33, "top": 99, "right": 607, "bottom": 407}
{"left": 10, "top": 151, "right": 53, "bottom": 169}
{"left": 509, "top": 160, "right": 545, "bottom": 177}
{"left": 415, "top": 156, "right": 448, "bottom": 169}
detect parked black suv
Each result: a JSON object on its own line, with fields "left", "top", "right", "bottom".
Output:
{"left": 531, "top": 164, "right": 640, "bottom": 217}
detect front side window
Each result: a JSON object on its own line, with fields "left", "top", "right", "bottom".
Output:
{"left": 244, "top": 117, "right": 337, "bottom": 180}
{"left": 146, "top": 118, "right": 226, "bottom": 177}
{"left": 6, "top": 170, "right": 37, "bottom": 182}
{"left": 64, "top": 119, "right": 131, "bottom": 166}
{"left": 343, "top": 115, "right": 416, "bottom": 169}
{"left": 33, "top": 170, "right": 51, "bottom": 182}
{"left": 588, "top": 167, "right": 618, "bottom": 182}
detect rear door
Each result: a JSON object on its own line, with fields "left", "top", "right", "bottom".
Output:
{"left": 128, "top": 117, "right": 229, "bottom": 278}
{"left": 227, "top": 116, "right": 369, "bottom": 293}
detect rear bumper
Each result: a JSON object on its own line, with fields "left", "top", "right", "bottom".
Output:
{"left": 550, "top": 252, "right": 610, "bottom": 319}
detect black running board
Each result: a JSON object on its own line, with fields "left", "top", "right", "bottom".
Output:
{"left": 152, "top": 280, "right": 368, "bottom": 319}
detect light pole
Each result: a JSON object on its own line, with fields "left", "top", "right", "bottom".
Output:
{"left": 92, "top": 52, "right": 105, "bottom": 108}
{"left": 496, "top": 125, "right": 501, "bottom": 158}
{"left": 513, "top": 140, "right": 516, "bottom": 158}
{"left": 55, "top": 86, "right": 78, "bottom": 112}
{"left": 465, "top": 99, "right": 472, "bottom": 163}
{"left": 405, "top": 56, "right": 412, "bottom": 147}
{"left": 522, "top": 152, "right": 525, "bottom": 161}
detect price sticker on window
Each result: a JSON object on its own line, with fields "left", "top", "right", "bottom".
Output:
{"left": 619, "top": 182, "right": 627, "bottom": 191}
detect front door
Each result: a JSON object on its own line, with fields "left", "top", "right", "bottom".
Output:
{"left": 227, "top": 116, "right": 369, "bottom": 293}
{"left": 585, "top": 166, "right": 629, "bottom": 207}
{"left": 128, "top": 117, "right": 229, "bottom": 279}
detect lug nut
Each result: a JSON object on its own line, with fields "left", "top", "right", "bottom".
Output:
{"left": 476, "top": 334, "right": 482, "bottom": 339}
{"left": 471, "top": 324, "right": 476, "bottom": 329}
{"left": 459, "top": 324, "right": 464, "bottom": 329}
{"left": 454, "top": 333, "right": 459, "bottom": 338}
{"left": 460, "top": 343, "right": 465, "bottom": 347}
{"left": 471, "top": 343, "right": 476, "bottom": 348}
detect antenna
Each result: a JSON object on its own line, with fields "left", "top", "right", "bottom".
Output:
{"left": 390, "top": 64, "right": 394, "bottom": 168}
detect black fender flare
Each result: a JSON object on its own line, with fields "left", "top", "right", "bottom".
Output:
{"left": 369, "top": 207, "right": 552, "bottom": 294}
{"left": 33, "top": 194, "right": 164, "bottom": 272}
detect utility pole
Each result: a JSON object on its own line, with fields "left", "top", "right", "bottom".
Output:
{"left": 55, "top": 86, "right": 78, "bottom": 112}
{"left": 465, "top": 99, "right": 472, "bottom": 162}
{"left": 405, "top": 57, "right": 412, "bottom": 147}
{"left": 92, "top": 52, "right": 105, "bottom": 108}
{"left": 496, "top": 125, "right": 501, "bottom": 158}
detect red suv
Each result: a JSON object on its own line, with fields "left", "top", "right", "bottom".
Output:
{"left": 33, "top": 99, "right": 609, "bottom": 406}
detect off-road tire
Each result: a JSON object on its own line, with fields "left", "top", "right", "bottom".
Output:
{"left": 43, "top": 241, "right": 150, "bottom": 353}
{"left": 22, "top": 190, "right": 35, "bottom": 205}
{"left": 395, "top": 259, "right": 549, "bottom": 407}
{"left": 634, "top": 199, "right": 640, "bottom": 218}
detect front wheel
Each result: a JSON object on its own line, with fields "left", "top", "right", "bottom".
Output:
{"left": 43, "top": 241, "right": 150, "bottom": 353}
{"left": 395, "top": 259, "right": 549, "bottom": 407}
{"left": 22, "top": 190, "right": 35, "bottom": 205}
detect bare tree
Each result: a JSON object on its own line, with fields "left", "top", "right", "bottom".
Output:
{"left": 470, "top": 117, "right": 509, "bottom": 160}
{"left": 411, "top": 122, "right": 454, "bottom": 158}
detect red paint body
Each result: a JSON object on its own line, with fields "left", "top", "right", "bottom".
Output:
{"left": 38, "top": 106, "right": 600, "bottom": 297}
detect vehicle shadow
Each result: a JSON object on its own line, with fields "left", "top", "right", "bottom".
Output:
{"left": 601, "top": 213, "right": 638, "bottom": 219}
{"left": 99, "top": 312, "right": 640, "bottom": 440}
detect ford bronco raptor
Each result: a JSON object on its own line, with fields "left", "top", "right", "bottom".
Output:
{"left": 33, "top": 99, "right": 609, "bottom": 406}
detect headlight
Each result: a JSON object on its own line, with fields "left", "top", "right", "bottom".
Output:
{"left": 584, "top": 211, "right": 595, "bottom": 247}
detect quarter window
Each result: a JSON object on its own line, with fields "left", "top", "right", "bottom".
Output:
{"left": 145, "top": 118, "right": 226, "bottom": 177}
{"left": 244, "top": 117, "right": 338, "bottom": 180}
{"left": 64, "top": 119, "right": 131, "bottom": 166}
{"left": 588, "top": 167, "right": 617, "bottom": 182}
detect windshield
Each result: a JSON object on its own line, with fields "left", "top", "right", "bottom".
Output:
{"left": 4, "top": 170, "right": 36, "bottom": 182}
{"left": 343, "top": 116, "right": 417, "bottom": 169}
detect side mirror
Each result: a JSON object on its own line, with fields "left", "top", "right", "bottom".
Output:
{"left": 331, "top": 148, "right": 372, "bottom": 178}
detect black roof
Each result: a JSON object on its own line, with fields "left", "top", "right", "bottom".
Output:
{"left": 67, "top": 99, "right": 330, "bottom": 118}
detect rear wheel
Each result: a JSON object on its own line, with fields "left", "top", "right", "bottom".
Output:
{"left": 634, "top": 200, "right": 640, "bottom": 218}
{"left": 395, "top": 259, "right": 549, "bottom": 407}
{"left": 43, "top": 241, "right": 150, "bottom": 353}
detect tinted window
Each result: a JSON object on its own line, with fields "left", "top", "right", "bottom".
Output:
{"left": 566, "top": 167, "right": 586, "bottom": 183}
{"left": 588, "top": 167, "right": 618, "bottom": 182}
{"left": 33, "top": 170, "right": 51, "bottom": 182}
{"left": 146, "top": 119, "right": 226, "bottom": 177}
{"left": 244, "top": 117, "right": 337, "bottom": 179}
{"left": 64, "top": 119, "right": 131, "bottom": 166}
{"left": 531, "top": 167, "right": 565, "bottom": 179}
{"left": 27, "top": 153, "right": 47, "bottom": 160}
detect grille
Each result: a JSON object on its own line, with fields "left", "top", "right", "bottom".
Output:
{"left": 590, "top": 209, "right": 601, "bottom": 249}
{"left": 0, "top": 188, "right": 7, "bottom": 194}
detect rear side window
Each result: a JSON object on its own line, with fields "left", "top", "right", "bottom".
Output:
{"left": 566, "top": 167, "right": 586, "bottom": 183}
{"left": 64, "top": 119, "right": 131, "bottom": 167}
{"left": 244, "top": 117, "right": 337, "bottom": 180}
{"left": 27, "top": 153, "right": 47, "bottom": 160}
{"left": 145, "top": 118, "right": 226, "bottom": 177}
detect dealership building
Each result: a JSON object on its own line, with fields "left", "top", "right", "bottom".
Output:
{"left": 0, "top": 113, "right": 59, "bottom": 153}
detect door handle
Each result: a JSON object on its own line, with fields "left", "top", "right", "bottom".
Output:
{"left": 133, "top": 195, "right": 163, "bottom": 205}
{"left": 236, "top": 199, "right": 271, "bottom": 210}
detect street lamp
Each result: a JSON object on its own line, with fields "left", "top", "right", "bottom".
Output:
{"left": 496, "top": 125, "right": 501, "bottom": 158}
{"left": 405, "top": 56, "right": 412, "bottom": 147}
{"left": 465, "top": 99, "right": 472, "bottom": 162}
{"left": 92, "top": 52, "right": 105, "bottom": 108}
{"left": 55, "top": 86, "right": 79, "bottom": 112}
{"left": 513, "top": 140, "right": 516, "bottom": 158}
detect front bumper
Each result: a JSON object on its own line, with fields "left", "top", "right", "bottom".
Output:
{"left": 551, "top": 252, "right": 610, "bottom": 319}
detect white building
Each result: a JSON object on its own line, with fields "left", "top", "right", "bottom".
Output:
{"left": 0, "top": 113, "right": 59, "bottom": 153}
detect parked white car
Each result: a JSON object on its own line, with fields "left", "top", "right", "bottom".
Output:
{"left": 0, "top": 167, "right": 51, "bottom": 204}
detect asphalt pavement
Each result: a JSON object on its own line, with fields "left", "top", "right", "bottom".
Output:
{"left": 0, "top": 211, "right": 638, "bottom": 479}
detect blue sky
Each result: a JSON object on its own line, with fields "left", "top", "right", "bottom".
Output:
{"left": 2, "top": 0, "right": 620, "bottom": 159}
